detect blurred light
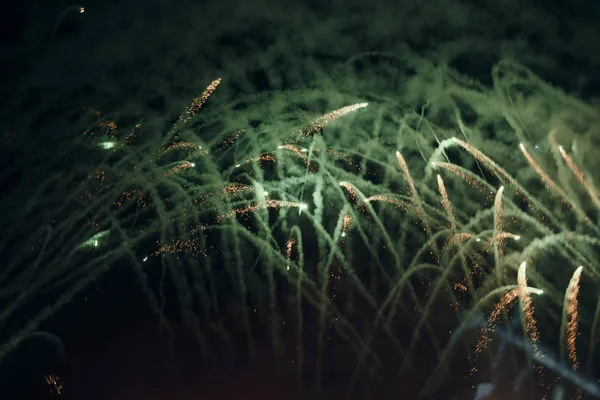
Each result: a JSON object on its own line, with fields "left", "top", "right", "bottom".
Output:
{"left": 99, "top": 141, "right": 116, "bottom": 150}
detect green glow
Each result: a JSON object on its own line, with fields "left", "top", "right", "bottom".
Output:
{"left": 99, "top": 141, "right": 117, "bottom": 150}
{"left": 78, "top": 230, "right": 109, "bottom": 249}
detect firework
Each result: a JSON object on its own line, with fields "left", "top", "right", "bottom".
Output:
{"left": 561, "top": 266, "right": 584, "bottom": 370}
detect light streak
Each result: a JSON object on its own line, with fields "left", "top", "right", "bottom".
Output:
{"left": 559, "top": 146, "right": 600, "bottom": 210}
{"left": 517, "top": 262, "right": 540, "bottom": 350}
{"left": 563, "top": 266, "right": 584, "bottom": 370}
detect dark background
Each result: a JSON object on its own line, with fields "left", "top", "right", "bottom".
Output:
{"left": 1, "top": 0, "right": 599, "bottom": 398}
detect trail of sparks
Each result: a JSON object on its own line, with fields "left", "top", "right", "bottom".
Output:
{"left": 437, "top": 174, "right": 456, "bottom": 229}
{"left": 339, "top": 181, "right": 361, "bottom": 205}
{"left": 564, "top": 266, "right": 584, "bottom": 370}
{"left": 190, "top": 183, "right": 254, "bottom": 209}
{"left": 278, "top": 144, "right": 318, "bottom": 172}
{"left": 279, "top": 144, "right": 308, "bottom": 163}
{"left": 470, "top": 288, "right": 519, "bottom": 375}
{"left": 45, "top": 374, "right": 63, "bottom": 395}
{"left": 164, "top": 161, "right": 195, "bottom": 178}
{"left": 431, "top": 162, "right": 494, "bottom": 202}
{"left": 396, "top": 151, "right": 426, "bottom": 230}
{"left": 470, "top": 281, "right": 544, "bottom": 376}
{"left": 124, "top": 122, "right": 142, "bottom": 144}
{"left": 234, "top": 154, "right": 276, "bottom": 169}
{"left": 217, "top": 129, "right": 246, "bottom": 151}
{"left": 341, "top": 214, "right": 353, "bottom": 240}
{"left": 558, "top": 145, "right": 600, "bottom": 210}
{"left": 365, "top": 194, "right": 409, "bottom": 211}
{"left": 520, "top": 143, "right": 564, "bottom": 201}
{"left": 113, "top": 189, "right": 149, "bottom": 209}
{"left": 517, "top": 262, "right": 540, "bottom": 348}
{"left": 169, "top": 78, "right": 222, "bottom": 136}
{"left": 160, "top": 140, "right": 202, "bottom": 155}
{"left": 521, "top": 143, "right": 592, "bottom": 227}
{"left": 286, "top": 238, "right": 296, "bottom": 270}
{"left": 493, "top": 186, "right": 507, "bottom": 268}
{"left": 321, "top": 147, "right": 356, "bottom": 167}
{"left": 153, "top": 235, "right": 211, "bottom": 258}
{"left": 290, "top": 103, "right": 368, "bottom": 142}
{"left": 218, "top": 200, "right": 305, "bottom": 221}
{"left": 452, "top": 137, "right": 509, "bottom": 186}
{"left": 397, "top": 150, "right": 438, "bottom": 263}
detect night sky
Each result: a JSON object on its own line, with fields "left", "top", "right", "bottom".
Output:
{"left": 1, "top": 0, "right": 600, "bottom": 399}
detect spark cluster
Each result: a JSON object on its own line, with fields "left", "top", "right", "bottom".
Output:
{"left": 45, "top": 374, "right": 63, "bottom": 395}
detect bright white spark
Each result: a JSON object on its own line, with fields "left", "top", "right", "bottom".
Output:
{"left": 299, "top": 202, "right": 308, "bottom": 215}
{"left": 78, "top": 230, "right": 109, "bottom": 249}
{"left": 99, "top": 141, "right": 116, "bottom": 150}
